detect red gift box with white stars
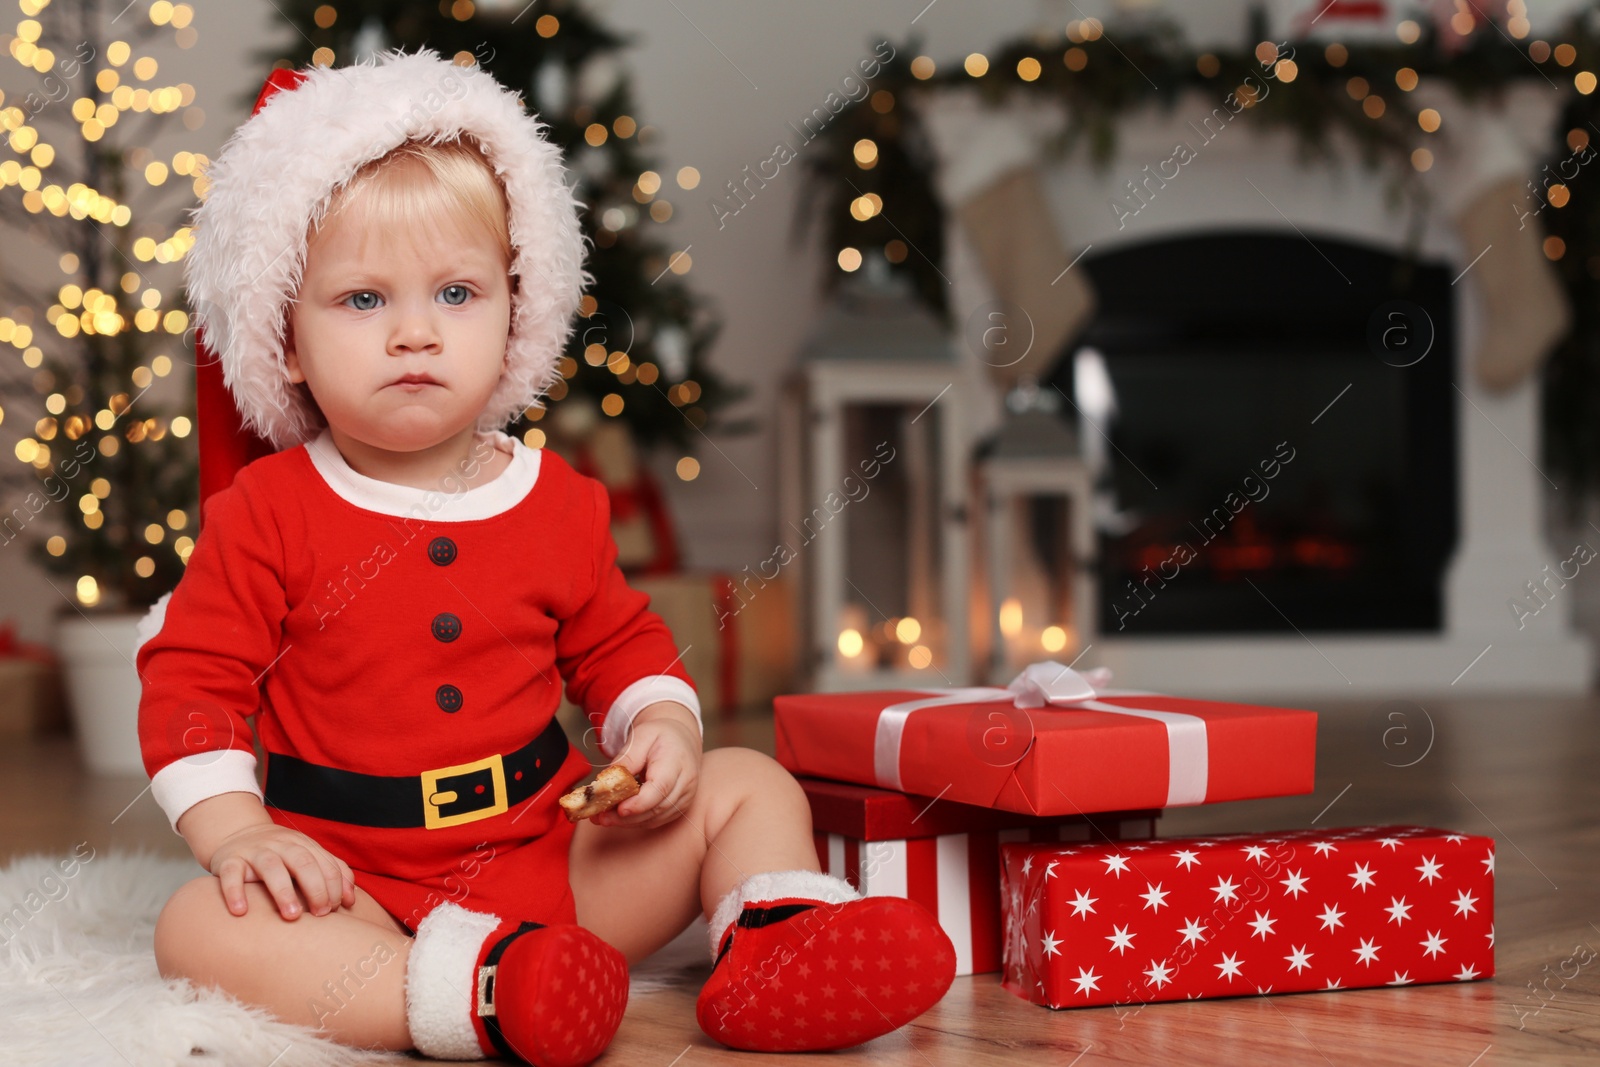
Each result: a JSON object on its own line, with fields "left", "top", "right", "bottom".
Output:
{"left": 1000, "top": 826, "right": 1494, "bottom": 1009}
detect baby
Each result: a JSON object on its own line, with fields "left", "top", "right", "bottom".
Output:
{"left": 137, "top": 49, "right": 953, "bottom": 1066}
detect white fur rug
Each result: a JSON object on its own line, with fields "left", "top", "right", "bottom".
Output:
{"left": 0, "top": 849, "right": 710, "bottom": 1066}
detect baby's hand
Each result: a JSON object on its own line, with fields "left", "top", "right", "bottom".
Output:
{"left": 208, "top": 823, "right": 356, "bottom": 920}
{"left": 593, "top": 703, "right": 702, "bottom": 830}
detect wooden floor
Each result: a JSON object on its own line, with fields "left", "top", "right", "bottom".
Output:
{"left": 6, "top": 695, "right": 1599, "bottom": 1065}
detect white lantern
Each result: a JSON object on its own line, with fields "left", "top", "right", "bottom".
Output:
{"left": 778, "top": 265, "right": 971, "bottom": 691}
{"left": 974, "top": 388, "right": 1096, "bottom": 682}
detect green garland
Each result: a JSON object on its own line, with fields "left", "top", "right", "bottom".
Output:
{"left": 797, "top": 6, "right": 1600, "bottom": 500}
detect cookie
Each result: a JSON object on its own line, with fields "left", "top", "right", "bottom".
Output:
{"left": 559, "top": 764, "right": 642, "bottom": 822}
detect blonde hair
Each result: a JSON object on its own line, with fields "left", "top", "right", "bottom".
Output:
{"left": 311, "top": 135, "right": 515, "bottom": 279}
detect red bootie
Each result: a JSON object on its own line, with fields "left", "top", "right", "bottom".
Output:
{"left": 696, "top": 870, "right": 956, "bottom": 1052}
{"left": 405, "top": 901, "right": 628, "bottom": 1065}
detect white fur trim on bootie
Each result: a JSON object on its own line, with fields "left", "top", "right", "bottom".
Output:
{"left": 706, "top": 870, "right": 860, "bottom": 963}
{"left": 404, "top": 901, "right": 503, "bottom": 1060}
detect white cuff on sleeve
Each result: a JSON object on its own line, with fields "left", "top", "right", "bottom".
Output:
{"left": 598, "top": 675, "right": 703, "bottom": 759}
{"left": 149, "top": 749, "right": 265, "bottom": 835}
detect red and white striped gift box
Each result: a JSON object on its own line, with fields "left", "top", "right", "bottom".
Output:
{"left": 801, "top": 776, "right": 1157, "bottom": 976}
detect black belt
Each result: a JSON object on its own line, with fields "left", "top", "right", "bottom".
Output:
{"left": 263, "top": 717, "right": 570, "bottom": 829}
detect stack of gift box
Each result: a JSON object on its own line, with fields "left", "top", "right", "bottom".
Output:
{"left": 772, "top": 661, "right": 1494, "bottom": 1006}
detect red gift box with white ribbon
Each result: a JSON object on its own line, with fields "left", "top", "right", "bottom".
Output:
{"left": 774, "top": 662, "right": 1318, "bottom": 817}
{"left": 1000, "top": 825, "right": 1495, "bottom": 1008}
{"left": 800, "top": 776, "right": 1159, "bottom": 976}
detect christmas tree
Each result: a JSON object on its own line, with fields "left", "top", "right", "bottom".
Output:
{"left": 258, "top": 0, "right": 749, "bottom": 463}
{"left": 2, "top": 0, "right": 203, "bottom": 612}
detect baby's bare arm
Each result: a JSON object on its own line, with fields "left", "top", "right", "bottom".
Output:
{"left": 177, "top": 792, "right": 355, "bottom": 919}
{"left": 176, "top": 792, "right": 274, "bottom": 870}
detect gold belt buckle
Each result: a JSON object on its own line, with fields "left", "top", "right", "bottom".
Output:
{"left": 421, "top": 752, "right": 508, "bottom": 830}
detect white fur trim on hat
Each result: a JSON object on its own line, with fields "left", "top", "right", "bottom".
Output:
{"left": 184, "top": 48, "right": 591, "bottom": 450}
{"left": 405, "top": 901, "right": 503, "bottom": 1060}
{"left": 706, "top": 869, "right": 860, "bottom": 963}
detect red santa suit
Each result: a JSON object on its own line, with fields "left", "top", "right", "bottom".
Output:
{"left": 136, "top": 427, "right": 701, "bottom": 934}
{"left": 150, "top": 53, "right": 951, "bottom": 1062}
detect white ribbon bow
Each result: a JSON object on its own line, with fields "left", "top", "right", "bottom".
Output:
{"left": 871, "top": 661, "right": 1210, "bottom": 807}
{"left": 1004, "top": 660, "right": 1114, "bottom": 706}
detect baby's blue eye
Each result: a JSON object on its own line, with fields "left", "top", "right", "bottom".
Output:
{"left": 440, "top": 285, "right": 471, "bottom": 306}
{"left": 347, "top": 291, "right": 380, "bottom": 311}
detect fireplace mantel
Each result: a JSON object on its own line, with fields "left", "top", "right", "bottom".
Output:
{"left": 918, "top": 83, "right": 1593, "bottom": 695}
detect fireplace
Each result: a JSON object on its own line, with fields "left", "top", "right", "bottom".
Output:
{"left": 1041, "top": 231, "right": 1458, "bottom": 635}
{"left": 919, "top": 80, "right": 1590, "bottom": 693}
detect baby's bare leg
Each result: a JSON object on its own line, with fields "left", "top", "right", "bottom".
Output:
{"left": 569, "top": 746, "right": 820, "bottom": 963}
{"left": 154, "top": 875, "right": 415, "bottom": 1050}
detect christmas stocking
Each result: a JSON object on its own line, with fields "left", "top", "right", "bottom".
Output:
{"left": 696, "top": 869, "right": 957, "bottom": 1052}
{"left": 1456, "top": 173, "right": 1571, "bottom": 392}
{"left": 953, "top": 164, "right": 1098, "bottom": 393}
{"left": 405, "top": 901, "right": 628, "bottom": 1065}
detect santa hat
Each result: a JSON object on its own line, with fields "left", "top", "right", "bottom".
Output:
{"left": 183, "top": 48, "right": 590, "bottom": 455}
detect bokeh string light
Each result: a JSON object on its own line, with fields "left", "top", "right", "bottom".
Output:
{"left": 3, "top": 0, "right": 204, "bottom": 607}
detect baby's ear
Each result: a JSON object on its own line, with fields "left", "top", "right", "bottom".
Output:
{"left": 282, "top": 322, "right": 305, "bottom": 383}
